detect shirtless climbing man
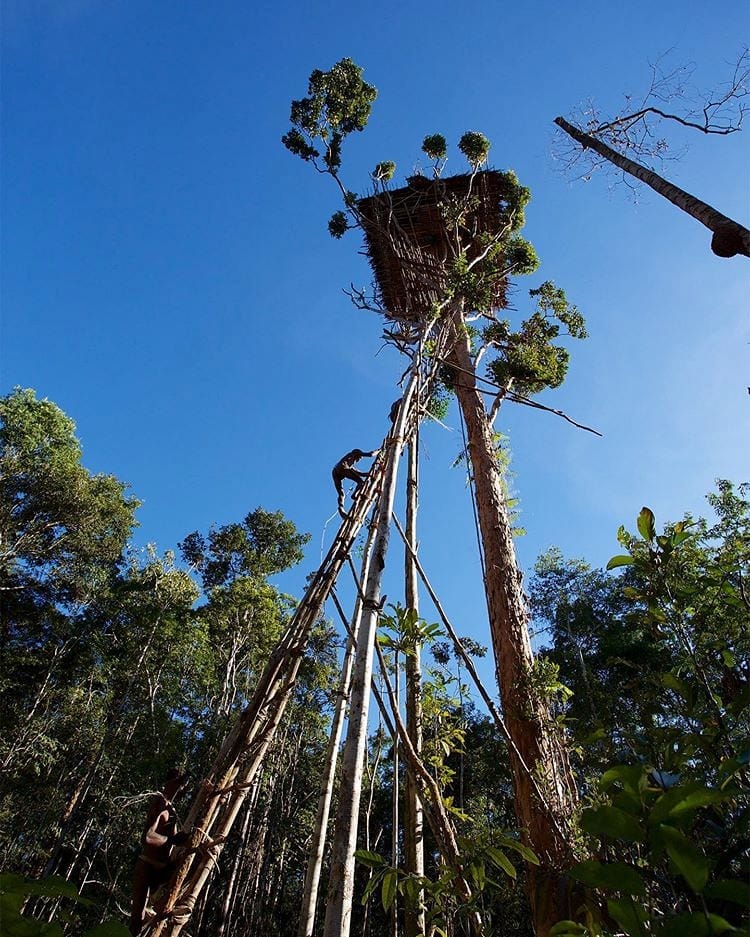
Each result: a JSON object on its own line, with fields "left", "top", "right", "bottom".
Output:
{"left": 129, "top": 768, "right": 190, "bottom": 935}
{"left": 332, "top": 448, "right": 379, "bottom": 517}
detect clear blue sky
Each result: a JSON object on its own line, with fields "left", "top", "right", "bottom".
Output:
{"left": 2, "top": 1, "right": 749, "bottom": 666}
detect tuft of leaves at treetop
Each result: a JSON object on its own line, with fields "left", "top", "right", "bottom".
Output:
{"left": 459, "top": 131, "right": 491, "bottom": 167}
{"left": 282, "top": 58, "right": 377, "bottom": 172}
{"left": 328, "top": 210, "right": 349, "bottom": 239}
{"left": 422, "top": 133, "right": 448, "bottom": 160}
{"left": 372, "top": 161, "right": 396, "bottom": 182}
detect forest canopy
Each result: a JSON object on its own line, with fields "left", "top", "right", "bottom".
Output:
{"left": 2, "top": 388, "right": 747, "bottom": 936}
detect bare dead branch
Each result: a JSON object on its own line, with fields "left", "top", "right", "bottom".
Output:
{"left": 437, "top": 355, "right": 604, "bottom": 436}
{"left": 553, "top": 47, "right": 749, "bottom": 181}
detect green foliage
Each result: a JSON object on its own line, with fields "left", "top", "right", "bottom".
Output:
{"left": 0, "top": 387, "right": 139, "bottom": 607}
{"left": 283, "top": 59, "right": 585, "bottom": 411}
{"left": 495, "top": 170, "right": 532, "bottom": 233}
{"left": 328, "top": 210, "right": 349, "bottom": 238}
{"left": 528, "top": 656, "right": 574, "bottom": 707}
{"left": 447, "top": 251, "right": 498, "bottom": 315}
{"left": 179, "top": 507, "right": 309, "bottom": 591}
{"left": 419, "top": 167, "right": 535, "bottom": 326}
{"left": 530, "top": 281, "right": 587, "bottom": 338}
{"left": 486, "top": 281, "right": 586, "bottom": 395}
{"left": 420, "top": 671, "right": 467, "bottom": 788}
{"left": 279, "top": 127, "right": 318, "bottom": 162}
{"left": 0, "top": 390, "right": 335, "bottom": 936}
{"left": 372, "top": 160, "right": 396, "bottom": 182}
{"left": 458, "top": 131, "right": 491, "bottom": 166}
{"left": 426, "top": 384, "right": 450, "bottom": 422}
{"left": 282, "top": 57, "right": 377, "bottom": 172}
{"left": 355, "top": 831, "right": 535, "bottom": 936}
{"left": 535, "top": 484, "right": 750, "bottom": 937}
{"left": 0, "top": 874, "right": 129, "bottom": 936}
{"left": 505, "top": 235, "right": 539, "bottom": 274}
{"left": 422, "top": 133, "right": 448, "bottom": 161}
{"left": 0, "top": 387, "right": 144, "bottom": 796}
{"left": 379, "top": 603, "right": 444, "bottom": 655}
{"left": 566, "top": 762, "right": 746, "bottom": 934}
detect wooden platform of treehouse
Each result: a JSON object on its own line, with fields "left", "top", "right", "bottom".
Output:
{"left": 357, "top": 169, "right": 514, "bottom": 322}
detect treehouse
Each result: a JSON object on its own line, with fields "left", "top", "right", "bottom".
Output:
{"left": 357, "top": 169, "right": 520, "bottom": 322}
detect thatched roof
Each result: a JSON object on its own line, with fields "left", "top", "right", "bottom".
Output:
{"left": 357, "top": 170, "right": 513, "bottom": 321}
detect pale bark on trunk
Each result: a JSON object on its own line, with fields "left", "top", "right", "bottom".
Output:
{"left": 297, "top": 519, "right": 377, "bottom": 937}
{"left": 373, "top": 633, "right": 484, "bottom": 937}
{"left": 390, "top": 649, "right": 400, "bottom": 937}
{"left": 323, "top": 374, "right": 418, "bottom": 937}
{"left": 151, "top": 350, "right": 433, "bottom": 937}
{"left": 403, "top": 440, "right": 425, "bottom": 937}
{"left": 216, "top": 791, "right": 253, "bottom": 937}
{"left": 554, "top": 115, "right": 750, "bottom": 258}
{"left": 361, "top": 735, "right": 384, "bottom": 937}
{"left": 448, "top": 306, "right": 578, "bottom": 937}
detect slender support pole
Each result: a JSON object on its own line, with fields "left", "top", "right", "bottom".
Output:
{"left": 323, "top": 365, "right": 420, "bottom": 937}
{"left": 297, "top": 517, "right": 378, "bottom": 937}
{"left": 403, "top": 438, "right": 425, "bottom": 937}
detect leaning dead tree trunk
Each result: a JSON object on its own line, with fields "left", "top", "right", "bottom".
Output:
{"left": 148, "top": 447, "right": 387, "bottom": 936}
{"left": 403, "top": 438, "right": 425, "bottom": 937}
{"left": 297, "top": 518, "right": 378, "bottom": 937}
{"left": 554, "top": 114, "right": 750, "bottom": 258}
{"left": 323, "top": 368, "right": 420, "bottom": 937}
{"left": 448, "top": 304, "right": 578, "bottom": 937}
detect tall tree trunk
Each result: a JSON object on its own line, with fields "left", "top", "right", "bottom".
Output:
{"left": 554, "top": 115, "right": 750, "bottom": 258}
{"left": 297, "top": 518, "right": 377, "bottom": 937}
{"left": 403, "top": 439, "right": 425, "bottom": 937}
{"left": 448, "top": 305, "right": 578, "bottom": 937}
{"left": 390, "top": 648, "right": 400, "bottom": 937}
{"left": 216, "top": 785, "right": 256, "bottom": 937}
{"left": 323, "top": 375, "right": 418, "bottom": 937}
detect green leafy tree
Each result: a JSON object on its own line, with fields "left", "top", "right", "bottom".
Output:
{"left": 532, "top": 483, "right": 750, "bottom": 936}
{"left": 180, "top": 508, "right": 309, "bottom": 590}
{"left": 553, "top": 51, "right": 750, "bottom": 258}
{"left": 0, "top": 387, "right": 139, "bottom": 784}
{"left": 0, "top": 387, "right": 139, "bottom": 613}
{"left": 0, "top": 390, "right": 332, "bottom": 937}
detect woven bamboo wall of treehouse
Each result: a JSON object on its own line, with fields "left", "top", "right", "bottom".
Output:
{"left": 358, "top": 170, "right": 513, "bottom": 322}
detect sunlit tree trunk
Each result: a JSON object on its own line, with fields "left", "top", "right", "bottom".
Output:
{"left": 297, "top": 519, "right": 377, "bottom": 937}
{"left": 554, "top": 115, "right": 750, "bottom": 258}
{"left": 323, "top": 375, "right": 418, "bottom": 937}
{"left": 390, "top": 647, "right": 400, "bottom": 937}
{"left": 361, "top": 732, "right": 384, "bottom": 937}
{"left": 403, "top": 439, "right": 425, "bottom": 937}
{"left": 448, "top": 304, "right": 578, "bottom": 937}
{"left": 373, "top": 630, "right": 483, "bottom": 937}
